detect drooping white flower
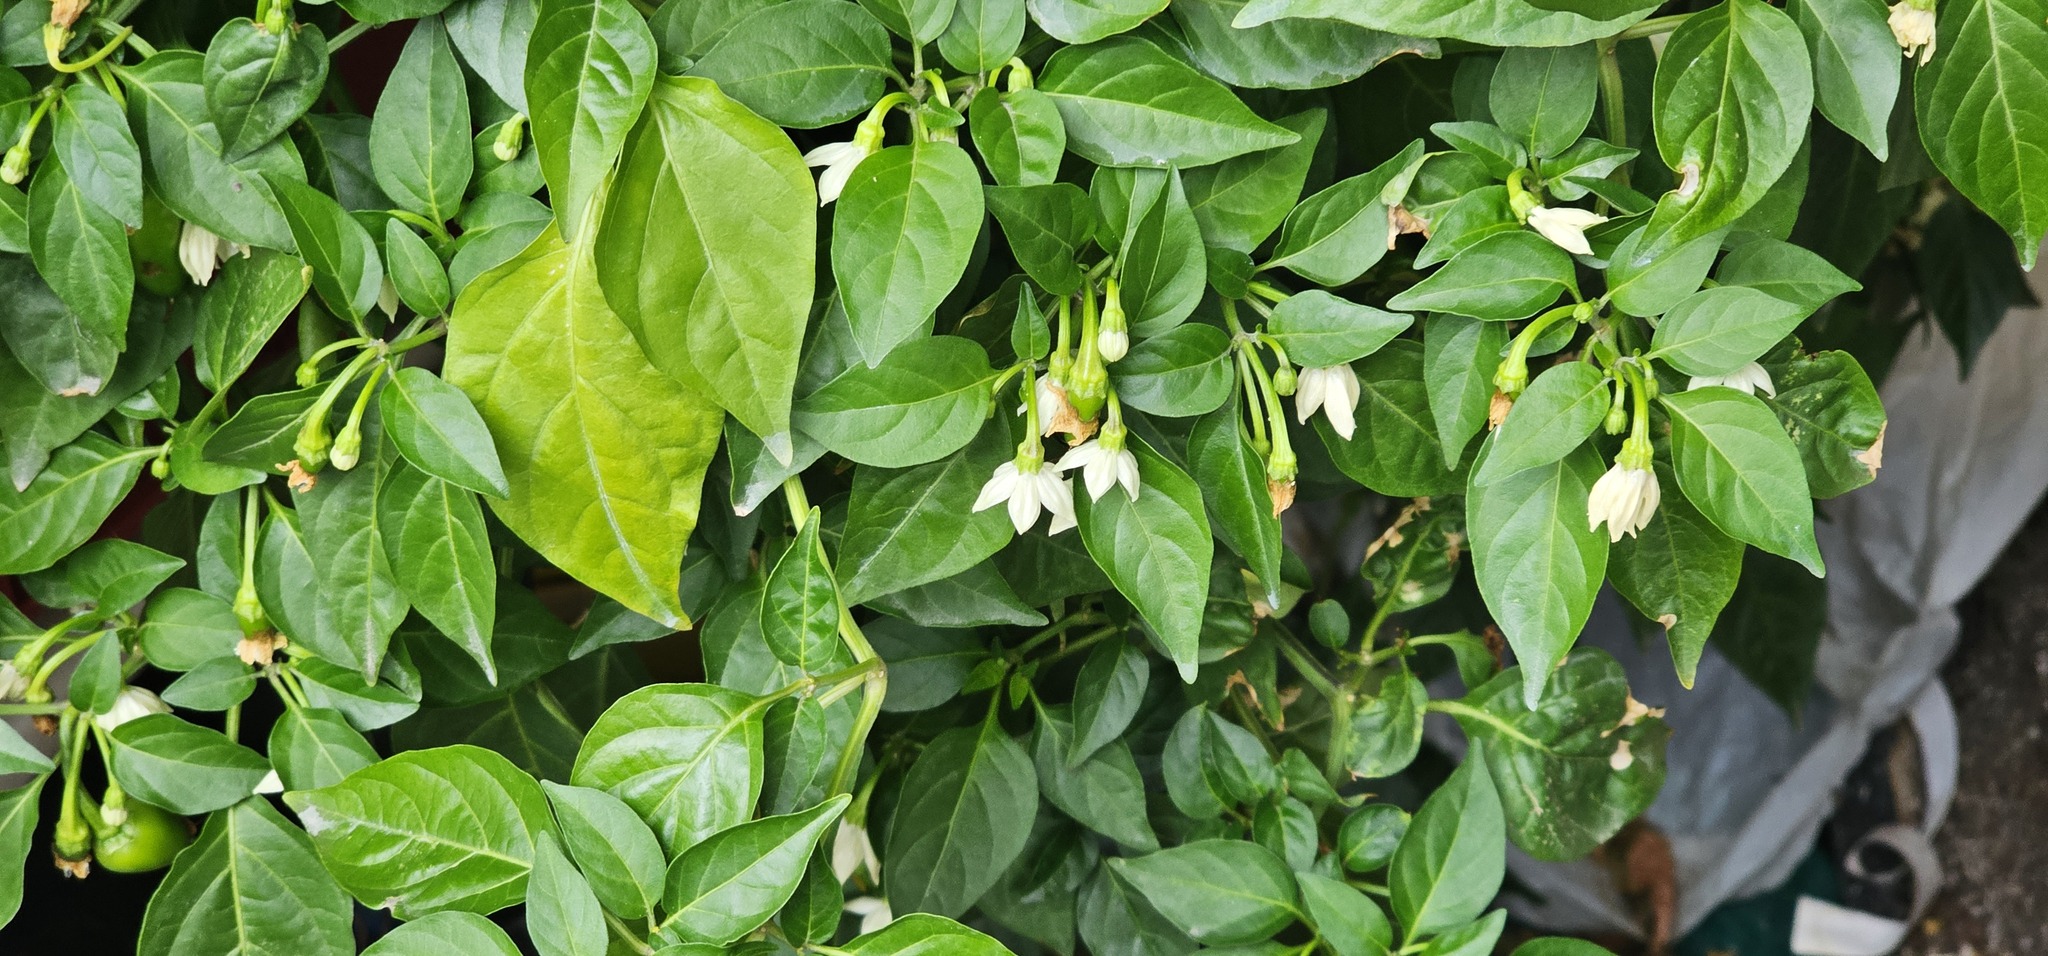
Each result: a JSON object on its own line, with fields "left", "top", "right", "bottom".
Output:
{"left": 830, "top": 820, "right": 881, "bottom": 884}
{"left": 1888, "top": 1, "right": 1937, "bottom": 65}
{"left": 93, "top": 686, "right": 171, "bottom": 731}
{"left": 1058, "top": 439, "right": 1140, "bottom": 502}
{"left": 1587, "top": 462, "right": 1661, "bottom": 543}
{"left": 804, "top": 140, "right": 875, "bottom": 206}
{"left": 1526, "top": 205, "right": 1609, "bottom": 256}
{"left": 178, "top": 221, "right": 234, "bottom": 286}
{"left": 844, "top": 896, "right": 893, "bottom": 936}
{"left": 1294, "top": 364, "right": 1361, "bottom": 440}
{"left": 0, "top": 662, "right": 26, "bottom": 701}
{"left": 974, "top": 458, "right": 1076, "bottom": 534}
{"left": 1687, "top": 362, "right": 1776, "bottom": 398}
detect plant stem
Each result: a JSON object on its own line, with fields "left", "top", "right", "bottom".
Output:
{"left": 1594, "top": 38, "right": 1631, "bottom": 198}
{"left": 1615, "top": 12, "right": 1692, "bottom": 41}
{"left": 326, "top": 20, "right": 373, "bottom": 53}
{"left": 1426, "top": 699, "right": 1545, "bottom": 750}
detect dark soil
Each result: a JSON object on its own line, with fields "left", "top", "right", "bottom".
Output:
{"left": 1901, "top": 504, "right": 2048, "bottom": 956}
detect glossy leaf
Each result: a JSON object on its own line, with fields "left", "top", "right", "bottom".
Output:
{"left": 360, "top": 913, "right": 521, "bottom": 955}
{"left": 203, "top": 17, "right": 330, "bottom": 160}
{"left": 193, "top": 249, "right": 311, "bottom": 391}
{"left": 0, "top": 432, "right": 146, "bottom": 575}
{"left": 1038, "top": 37, "right": 1300, "bottom": 168}
{"left": 1386, "top": 231, "right": 1574, "bottom": 321}
{"left": 1388, "top": 750, "right": 1503, "bottom": 939}
{"left": 137, "top": 797, "right": 354, "bottom": 956}
{"left": 1108, "top": 841, "right": 1298, "bottom": 945}
{"left": 1474, "top": 362, "right": 1608, "bottom": 484}
{"left": 526, "top": 0, "right": 656, "bottom": 237}
{"left": 793, "top": 335, "right": 998, "bottom": 467}
{"left": 1661, "top": 388, "right": 1824, "bottom": 575}
{"left": 269, "top": 174, "right": 382, "bottom": 324}
{"left": 834, "top": 141, "right": 985, "bottom": 364}
{"left": 270, "top": 706, "right": 380, "bottom": 791}
{"left": 110, "top": 714, "right": 272, "bottom": 815}
{"left": 884, "top": 718, "right": 1038, "bottom": 917}
{"left": 841, "top": 421, "right": 1014, "bottom": 604}
{"left": 1075, "top": 440, "right": 1211, "bottom": 682}
{"left": 542, "top": 781, "right": 666, "bottom": 921}
{"left": 1609, "top": 464, "right": 1743, "bottom": 686}
{"left": 686, "top": 0, "right": 895, "bottom": 128}
{"left": 1468, "top": 444, "right": 1607, "bottom": 707}
{"left": 570, "top": 683, "right": 764, "bottom": 855}
{"left": 380, "top": 463, "right": 497, "bottom": 680}
{"left": 29, "top": 152, "right": 132, "bottom": 348}
{"left": 528, "top": 834, "right": 610, "bottom": 956}
{"left": 53, "top": 82, "right": 143, "bottom": 227}
{"left": 657, "top": 795, "right": 849, "bottom": 945}
{"left": 1914, "top": 0, "right": 2048, "bottom": 267}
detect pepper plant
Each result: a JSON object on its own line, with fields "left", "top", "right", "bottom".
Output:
{"left": 0, "top": 0, "right": 2039, "bottom": 951}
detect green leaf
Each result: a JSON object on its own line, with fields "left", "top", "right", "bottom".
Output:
{"left": 0, "top": 253, "right": 117, "bottom": 398}
{"left": 1538, "top": 137, "right": 1639, "bottom": 202}
{"left": 542, "top": 781, "right": 666, "bottom": 921}
{"left": 29, "top": 152, "right": 132, "bottom": 346}
{"left": 1348, "top": 670, "right": 1425, "bottom": 778}
{"left": 1420, "top": 912, "right": 1508, "bottom": 956}
{"left": 118, "top": 51, "right": 297, "bottom": 249}
{"left": 1068, "top": 639, "right": 1149, "bottom": 765}
{"left": 446, "top": 228, "right": 722, "bottom": 627}
{"left": 1317, "top": 342, "right": 1458, "bottom": 498}
{"left": 861, "top": 0, "right": 958, "bottom": 42}
{"left": 1184, "top": 108, "right": 1326, "bottom": 254}
{"left": 1262, "top": 140, "right": 1422, "bottom": 285}
{"left": 938, "top": 0, "right": 1028, "bottom": 73}
{"left": 1113, "top": 167, "right": 1207, "bottom": 335}
{"left": 1660, "top": 388, "right": 1824, "bottom": 575}
{"left": 26, "top": 537, "right": 183, "bottom": 621}
{"left": 1511, "top": 939, "right": 1613, "bottom": 956}
{"left": 1431, "top": 121, "right": 1530, "bottom": 180}
{"left": 1422, "top": 314, "right": 1508, "bottom": 467}
{"left": 1609, "top": 464, "right": 1742, "bottom": 687}
{"left": 873, "top": 562, "right": 1046, "bottom": 628}
{"left": 986, "top": 183, "right": 1094, "bottom": 295}
{"left": 1187, "top": 404, "right": 1284, "bottom": 604}
{"left": 1787, "top": 0, "right": 1896, "bottom": 159}
{"left": 687, "top": 0, "right": 894, "bottom": 128}
{"left": 110, "top": 714, "right": 272, "bottom": 815}
{"left": 1387, "top": 231, "right": 1574, "bottom": 321}
{"left": 1162, "top": 705, "right": 1275, "bottom": 818}
{"left": 1489, "top": 42, "right": 1598, "bottom": 159}
{"left": 778, "top": 850, "right": 844, "bottom": 945}
{"left": 203, "top": 17, "right": 330, "bottom": 160}
{"left": 596, "top": 75, "right": 814, "bottom": 449}
{"left": 570, "top": 683, "right": 764, "bottom": 855}
{"left": 161, "top": 659, "right": 258, "bottom": 712}
{"left": 1759, "top": 349, "right": 1885, "bottom": 499}
{"left": 884, "top": 717, "right": 1038, "bottom": 917}
{"left": 379, "top": 366, "right": 508, "bottom": 498}
{"left": 969, "top": 88, "right": 1067, "bottom": 187}
{"left": 0, "top": 432, "right": 146, "bottom": 575}
{"left": 1076, "top": 439, "right": 1212, "bottom": 682}
{"left": 139, "top": 589, "right": 241, "bottom": 672}
{"left": 203, "top": 385, "right": 320, "bottom": 472}
{"left": 1231, "top": 0, "right": 1659, "bottom": 47}
{"left": 269, "top": 174, "right": 383, "bottom": 324}
{"left": 1337, "top": 803, "right": 1409, "bottom": 874}
{"left": 1113, "top": 325, "right": 1236, "bottom": 419}
{"left": 193, "top": 249, "right": 311, "bottom": 392}
{"left": 841, "top": 421, "right": 1015, "bottom": 604}
{"left": 1032, "top": 705, "right": 1159, "bottom": 851}
{"left": 760, "top": 511, "right": 840, "bottom": 669}
{"left": 1388, "top": 749, "right": 1503, "bottom": 939}
{"left": 360, "top": 912, "right": 521, "bottom": 955}
{"left": 391, "top": 684, "right": 585, "bottom": 782}
{"left": 337, "top": 0, "right": 458, "bottom": 23}
{"left": 834, "top": 142, "right": 985, "bottom": 364}
{"left": 1077, "top": 866, "right": 1194, "bottom": 956}
{"left": 0, "top": 777, "right": 38, "bottom": 928}
{"left": 1649, "top": 286, "right": 1811, "bottom": 377}
{"left": 1172, "top": 0, "right": 1433, "bottom": 91}
{"left": 657, "top": 795, "right": 849, "bottom": 945}
{"left": 1474, "top": 362, "right": 1608, "bottom": 484}
{"left": 527, "top": 0, "right": 656, "bottom": 237}
{"left": 843, "top": 914, "right": 1020, "bottom": 955}
{"left": 447, "top": 0, "right": 535, "bottom": 112}
{"left": 1914, "top": 0, "right": 2048, "bottom": 267}
{"left": 1468, "top": 444, "right": 1608, "bottom": 707}
{"left": 529, "top": 834, "right": 610, "bottom": 956}
{"left": 384, "top": 221, "right": 451, "bottom": 317}
{"left": 1264, "top": 291, "right": 1412, "bottom": 367}
{"left": 1296, "top": 871, "right": 1393, "bottom": 956}
{"left": 1038, "top": 36, "right": 1301, "bottom": 168}
{"left": 294, "top": 439, "right": 408, "bottom": 682}
{"left": 1108, "top": 841, "right": 1298, "bottom": 945}
{"left": 287, "top": 745, "right": 553, "bottom": 919}
{"left": 269, "top": 706, "right": 380, "bottom": 791}
{"left": 794, "top": 335, "right": 998, "bottom": 467}
{"left": 0, "top": 724, "right": 52, "bottom": 776}
{"left": 53, "top": 82, "right": 143, "bottom": 227}
{"left": 1602, "top": 224, "right": 1727, "bottom": 319}
{"left": 293, "top": 657, "right": 425, "bottom": 730}
{"left": 66, "top": 632, "right": 123, "bottom": 714}
{"left": 1647, "top": 0, "right": 1812, "bottom": 244}
{"left": 137, "top": 797, "right": 355, "bottom": 956}
{"left": 866, "top": 619, "right": 984, "bottom": 712}
{"left": 380, "top": 464, "right": 497, "bottom": 680}
{"left": 1714, "top": 237, "right": 1861, "bottom": 312}
{"left": 1453, "top": 652, "right": 1670, "bottom": 860}
{"left": 1027, "top": 0, "right": 1168, "bottom": 42}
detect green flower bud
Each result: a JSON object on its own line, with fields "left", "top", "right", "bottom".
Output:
{"left": 493, "top": 114, "right": 527, "bottom": 163}
{"left": 1273, "top": 364, "right": 1298, "bottom": 396}
{"left": 0, "top": 145, "right": 28, "bottom": 186}
{"left": 329, "top": 421, "right": 362, "bottom": 471}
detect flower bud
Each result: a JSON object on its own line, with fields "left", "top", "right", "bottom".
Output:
{"left": 1492, "top": 357, "right": 1528, "bottom": 397}
{"left": 1096, "top": 279, "right": 1128, "bottom": 362}
{"left": 1095, "top": 327, "right": 1128, "bottom": 363}
{"left": 149, "top": 456, "right": 170, "bottom": 480}
{"left": 233, "top": 581, "right": 268, "bottom": 637}
{"left": 294, "top": 417, "right": 331, "bottom": 471}
{"left": 1272, "top": 364, "right": 1298, "bottom": 396}
{"left": 295, "top": 361, "right": 321, "bottom": 388}
{"left": 1603, "top": 402, "right": 1629, "bottom": 436}
{"left": 492, "top": 114, "right": 526, "bottom": 163}
{"left": 0, "top": 145, "right": 28, "bottom": 186}
{"left": 329, "top": 421, "right": 362, "bottom": 471}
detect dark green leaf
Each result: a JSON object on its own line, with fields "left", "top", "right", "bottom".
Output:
{"left": 270, "top": 706, "right": 380, "bottom": 791}
{"left": 137, "top": 797, "right": 355, "bottom": 956}
{"left": 1661, "top": 388, "right": 1823, "bottom": 575}
{"left": 686, "top": 0, "right": 894, "bottom": 128}
{"left": 1468, "top": 444, "right": 1607, "bottom": 707}
{"left": 1475, "top": 362, "right": 1607, "bottom": 484}
{"left": 203, "top": 18, "right": 331, "bottom": 160}
{"left": 1076, "top": 439, "right": 1211, "bottom": 681}
{"left": 1108, "top": 841, "right": 1298, "bottom": 945}
{"left": 884, "top": 718, "right": 1038, "bottom": 917}
{"left": 268, "top": 174, "right": 383, "bottom": 323}
{"left": 1388, "top": 749, "right": 1503, "bottom": 938}
{"left": 657, "top": 795, "right": 849, "bottom": 945}
{"left": 794, "top": 335, "right": 998, "bottom": 467}
{"left": 110, "top": 714, "right": 272, "bottom": 815}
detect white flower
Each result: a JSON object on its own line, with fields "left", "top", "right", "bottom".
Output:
{"left": 1096, "top": 327, "right": 1129, "bottom": 362}
{"left": 1587, "top": 462, "right": 1661, "bottom": 543}
{"left": 1294, "top": 364, "right": 1361, "bottom": 440}
{"left": 831, "top": 820, "right": 881, "bottom": 884}
{"left": 254, "top": 770, "right": 284, "bottom": 796}
{"left": 844, "top": 896, "right": 893, "bottom": 936}
{"left": 1687, "top": 362, "right": 1776, "bottom": 398}
{"left": 0, "top": 663, "right": 27, "bottom": 701}
{"left": 804, "top": 140, "right": 875, "bottom": 206}
{"left": 178, "top": 221, "right": 240, "bottom": 286}
{"left": 973, "top": 459, "right": 1076, "bottom": 534}
{"left": 93, "top": 686, "right": 171, "bottom": 732}
{"left": 1888, "top": 1, "right": 1937, "bottom": 65}
{"left": 1057, "top": 440, "right": 1140, "bottom": 502}
{"left": 1526, "top": 205, "right": 1609, "bottom": 256}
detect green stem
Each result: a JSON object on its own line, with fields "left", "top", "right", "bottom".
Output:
{"left": 1594, "top": 38, "right": 1631, "bottom": 196}
{"left": 1038, "top": 626, "right": 1118, "bottom": 666}
{"left": 386, "top": 322, "right": 447, "bottom": 354}
{"left": 224, "top": 703, "right": 241, "bottom": 743}
{"left": 1426, "top": 699, "right": 1545, "bottom": 750}
{"left": 47, "top": 25, "right": 131, "bottom": 74}
{"left": 326, "top": 20, "right": 373, "bottom": 53}
{"left": 0, "top": 702, "right": 67, "bottom": 715}
{"left": 603, "top": 910, "right": 657, "bottom": 956}
{"left": 31, "top": 632, "right": 102, "bottom": 697}
{"left": 1013, "top": 613, "right": 1104, "bottom": 658}
{"left": 1615, "top": 12, "right": 1692, "bottom": 41}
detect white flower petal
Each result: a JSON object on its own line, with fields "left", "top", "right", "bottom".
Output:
{"left": 1293, "top": 366, "right": 1328, "bottom": 424}
{"left": 1007, "top": 470, "right": 1042, "bottom": 533}
{"left": 972, "top": 462, "right": 1020, "bottom": 513}
{"left": 179, "top": 221, "right": 221, "bottom": 286}
{"left": 1114, "top": 449, "right": 1141, "bottom": 501}
{"left": 1527, "top": 205, "right": 1607, "bottom": 256}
